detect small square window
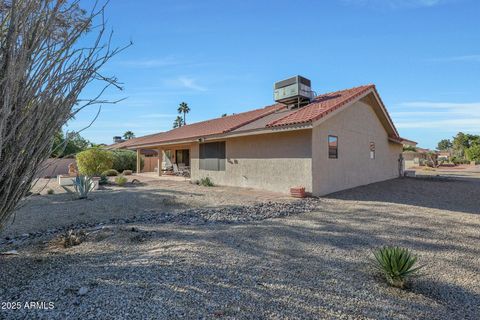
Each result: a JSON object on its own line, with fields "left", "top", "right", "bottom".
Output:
{"left": 328, "top": 135, "right": 338, "bottom": 159}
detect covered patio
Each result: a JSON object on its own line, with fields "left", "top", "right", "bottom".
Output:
{"left": 135, "top": 143, "right": 192, "bottom": 177}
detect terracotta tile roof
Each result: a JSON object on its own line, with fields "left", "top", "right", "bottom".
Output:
{"left": 266, "top": 85, "right": 375, "bottom": 127}
{"left": 126, "top": 104, "right": 285, "bottom": 147}
{"left": 124, "top": 84, "right": 401, "bottom": 148}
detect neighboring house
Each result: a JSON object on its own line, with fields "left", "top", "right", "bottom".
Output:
{"left": 403, "top": 145, "right": 437, "bottom": 169}
{"left": 437, "top": 150, "right": 451, "bottom": 160}
{"left": 402, "top": 139, "right": 418, "bottom": 149}
{"left": 121, "top": 83, "right": 406, "bottom": 196}
{"left": 106, "top": 139, "right": 158, "bottom": 157}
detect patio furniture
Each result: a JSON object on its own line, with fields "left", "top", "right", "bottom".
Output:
{"left": 173, "top": 164, "right": 190, "bottom": 178}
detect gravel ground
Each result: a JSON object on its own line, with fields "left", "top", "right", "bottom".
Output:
{"left": 0, "top": 178, "right": 479, "bottom": 319}
{"left": 3, "top": 176, "right": 292, "bottom": 238}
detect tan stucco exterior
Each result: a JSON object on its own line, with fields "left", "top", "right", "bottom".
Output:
{"left": 136, "top": 96, "right": 402, "bottom": 196}
{"left": 311, "top": 100, "right": 402, "bottom": 196}
{"left": 190, "top": 130, "right": 313, "bottom": 194}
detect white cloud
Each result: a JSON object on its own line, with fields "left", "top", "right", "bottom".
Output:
{"left": 138, "top": 113, "right": 177, "bottom": 119}
{"left": 396, "top": 118, "right": 480, "bottom": 129}
{"left": 429, "top": 55, "right": 480, "bottom": 63}
{"left": 119, "top": 56, "right": 182, "bottom": 68}
{"left": 341, "top": 0, "right": 451, "bottom": 9}
{"left": 393, "top": 101, "right": 480, "bottom": 131}
{"left": 164, "top": 76, "right": 207, "bottom": 92}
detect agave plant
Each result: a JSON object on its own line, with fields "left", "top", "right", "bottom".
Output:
{"left": 73, "top": 175, "right": 96, "bottom": 199}
{"left": 372, "top": 246, "right": 423, "bottom": 288}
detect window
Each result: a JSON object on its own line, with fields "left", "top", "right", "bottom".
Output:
{"left": 328, "top": 135, "right": 338, "bottom": 159}
{"left": 199, "top": 141, "right": 226, "bottom": 171}
{"left": 370, "top": 142, "right": 375, "bottom": 159}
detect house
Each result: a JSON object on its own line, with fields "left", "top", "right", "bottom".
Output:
{"left": 121, "top": 80, "right": 405, "bottom": 196}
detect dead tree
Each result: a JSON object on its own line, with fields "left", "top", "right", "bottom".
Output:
{"left": 0, "top": 0, "right": 126, "bottom": 230}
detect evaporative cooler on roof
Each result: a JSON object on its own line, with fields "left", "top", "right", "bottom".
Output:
{"left": 274, "top": 75, "right": 314, "bottom": 108}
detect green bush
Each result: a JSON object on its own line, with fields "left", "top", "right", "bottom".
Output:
{"left": 99, "top": 175, "right": 109, "bottom": 185}
{"left": 115, "top": 175, "right": 128, "bottom": 186}
{"left": 102, "top": 169, "right": 119, "bottom": 176}
{"left": 122, "top": 170, "right": 133, "bottom": 176}
{"left": 465, "top": 145, "right": 480, "bottom": 162}
{"left": 452, "top": 158, "right": 470, "bottom": 165}
{"left": 372, "top": 246, "right": 423, "bottom": 288}
{"left": 111, "top": 150, "right": 142, "bottom": 173}
{"left": 76, "top": 148, "right": 114, "bottom": 176}
{"left": 198, "top": 177, "right": 214, "bottom": 187}
{"left": 47, "top": 188, "right": 54, "bottom": 195}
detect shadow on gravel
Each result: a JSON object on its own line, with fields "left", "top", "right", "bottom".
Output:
{"left": 412, "top": 278, "right": 480, "bottom": 316}
{"left": 326, "top": 178, "right": 480, "bottom": 215}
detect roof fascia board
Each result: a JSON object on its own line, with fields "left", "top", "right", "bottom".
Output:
{"left": 126, "top": 124, "right": 312, "bottom": 149}
{"left": 370, "top": 89, "right": 400, "bottom": 137}
{"left": 310, "top": 89, "right": 373, "bottom": 128}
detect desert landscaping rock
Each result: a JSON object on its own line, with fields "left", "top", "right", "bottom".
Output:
{"left": 0, "top": 178, "right": 479, "bottom": 319}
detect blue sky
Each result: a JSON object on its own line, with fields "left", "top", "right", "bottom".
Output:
{"left": 70, "top": 0, "right": 480, "bottom": 149}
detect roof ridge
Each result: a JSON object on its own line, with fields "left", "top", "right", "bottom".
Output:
{"left": 312, "top": 84, "right": 375, "bottom": 98}
{"left": 266, "top": 84, "right": 375, "bottom": 127}
{"left": 223, "top": 104, "right": 285, "bottom": 133}
{"left": 161, "top": 103, "right": 281, "bottom": 134}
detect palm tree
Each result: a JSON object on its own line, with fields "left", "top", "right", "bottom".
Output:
{"left": 123, "top": 131, "right": 135, "bottom": 140}
{"left": 173, "top": 116, "right": 184, "bottom": 129}
{"left": 177, "top": 102, "right": 190, "bottom": 125}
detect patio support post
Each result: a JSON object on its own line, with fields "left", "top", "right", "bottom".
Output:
{"left": 157, "top": 148, "right": 163, "bottom": 176}
{"left": 136, "top": 149, "right": 141, "bottom": 174}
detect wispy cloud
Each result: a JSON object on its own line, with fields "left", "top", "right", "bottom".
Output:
{"left": 340, "top": 0, "right": 452, "bottom": 9}
{"left": 138, "top": 113, "right": 177, "bottom": 119}
{"left": 393, "top": 101, "right": 480, "bottom": 130}
{"left": 429, "top": 54, "right": 480, "bottom": 63}
{"left": 119, "top": 56, "right": 183, "bottom": 68}
{"left": 164, "top": 76, "right": 207, "bottom": 92}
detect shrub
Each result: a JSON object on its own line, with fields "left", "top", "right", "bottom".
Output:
{"left": 76, "top": 148, "right": 114, "bottom": 176}
{"left": 111, "top": 150, "right": 142, "bottom": 173}
{"left": 47, "top": 188, "right": 54, "bottom": 195}
{"left": 122, "top": 170, "right": 132, "bottom": 176}
{"left": 102, "top": 169, "right": 119, "bottom": 176}
{"left": 73, "top": 175, "right": 95, "bottom": 199}
{"left": 465, "top": 145, "right": 480, "bottom": 162}
{"left": 115, "top": 175, "right": 128, "bottom": 186}
{"left": 452, "top": 158, "right": 470, "bottom": 165}
{"left": 59, "top": 230, "right": 86, "bottom": 248}
{"left": 372, "top": 246, "right": 423, "bottom": 288}
{"left": 99, "top": 175, "right": 109, "bottom": 185}
{"left": 199, "top": 177, "right": 214, "bottom": 187}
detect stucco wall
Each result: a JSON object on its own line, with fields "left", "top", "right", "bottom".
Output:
{"left": 312, "top": 100, "right": 403, "bottom": 196}
{"left": 190, "top": 130, "right": 312, "bottom": 194}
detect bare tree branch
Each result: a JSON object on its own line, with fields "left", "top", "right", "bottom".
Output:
{"left": 0, "top": 0, "right": 129, "bottom": 230}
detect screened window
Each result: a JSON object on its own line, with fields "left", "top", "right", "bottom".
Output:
{"left": 328, "top": 135, "right": 338, "bottom": 159}
{"left": 199, "top": 141, "right": 226, "bottom": 171}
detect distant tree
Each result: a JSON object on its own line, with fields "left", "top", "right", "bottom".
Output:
{"left": 452, "top": 132, "right": 480, "bottom": 159}
{"left": 437, "top": 139, "right": 453, "bottom": 151}
{"left": 51, "top": 131, "right": 90, "bottom": 158}
{"left": 173, "top": 116, "right": 184, "bottom": 129}
{"left": 403, "top": 145, "right": 417, "bottom": 152}
{"left": 465, "top": 145, "right": 480, "bottom": 162}
{"left": 177, "top": 102, "right": 190, "bottom": 125}
{"left": 123, "top": 131, "right": 135, "bottom": 140}
{"left": 221, "top": 113, "right": 227, "bottom": 117}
